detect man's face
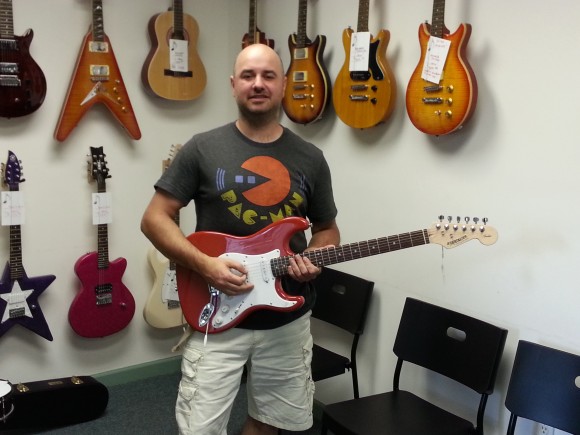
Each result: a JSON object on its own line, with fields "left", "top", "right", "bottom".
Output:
{"left": 231, "top": 45, "right": 286, "bottom": 119}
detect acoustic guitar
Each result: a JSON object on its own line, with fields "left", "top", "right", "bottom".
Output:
{"left": 405, "top": 0, "right": 478, "bottom": 136}
{"left": 332, "top": 0, "right": 396, "bottom": 129}
{"left": 143, "top": 145, "right": 185, "bottom": 329}
{"left": 0, "top": 0, "right": 46, "bottom": 118}
{"left": 177, "top": 216, "right": 497, "bottom": 334}
{"left": 0, "top": 151, "right": 55, "bottom": 341}
{"left": 282, "top": 0, "right": 331, "bottom": 125}
{"left": 69, "top": 147, "right": 135, "bottom": 338}
{"left": 142, "top": 0, "right": 206, "bottom": 101}
{"left": 241, "top": 0, "right": 274, "bottom": 48}
{"left": 54, "top": 0, "right": 141, "bottom": 141}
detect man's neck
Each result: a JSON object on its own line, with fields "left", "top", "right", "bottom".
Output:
{"left": 235, "top": 119, "right": 283, "bottom": 143}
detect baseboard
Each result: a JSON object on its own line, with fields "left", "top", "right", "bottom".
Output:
{"left": 93, "top": 355, "right": 182, "bottom": 387}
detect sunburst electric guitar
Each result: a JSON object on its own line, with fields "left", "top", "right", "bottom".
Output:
{"left": 142, "top": 0, "right": 206, "bottom": 101}
{"left": 0, "top": 151, "right": 55, "bottom": 341}
{"left": 332, "top": 0, "right": 396, "bottom": 129}
{"left": 54, "top": 0, "right": 141, "bottom": 141}
{"left": 282, "top": 0, "right": 331, "bottom": 125}
{"left": 405, "top": 0, "right": 478, "bottom": 136}
{"left": 177, "top": 215, "right": 497, "bottom": 334}
{"left": 143, "top": 145, "right": 185, "bottom": 329}
{"left": 241, "top": 0, "right": 274, "bottom": 48}
{"left": 0, "top": 0, "right": 46, "bottom": 118}
{"left": 69, "top": 147, "right": 135, "bottom": 338}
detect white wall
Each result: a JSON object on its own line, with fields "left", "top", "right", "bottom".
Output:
{"left": 1, "top": 1, "right": 579, "bottom": 434}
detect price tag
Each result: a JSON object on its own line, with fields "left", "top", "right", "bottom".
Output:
{"left": 349, "top": 32, "right": 371, "bottom": 72}
{"left": 421, "top": 36, "right": 451, "bottom": 83}
{"left": 1, "top": 191, "right": 25, "bottom": 226}
{"left": 92, "top": 192, "right": 112, "bottom": 225}
{"left": 169, "top": 39, "right": 189, "bottom": 72}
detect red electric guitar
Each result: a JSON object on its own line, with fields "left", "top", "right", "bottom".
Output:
{"left": 0, "top": 151, "right": 55, "bottom": 341}
{"left": 177, "top": 216, "right": 498, "bottom": 334}
{"left": 282, "top": 0, "right": 331, "bottom": 125}
{"left": 405, "top": 0, "right": 478, "bottom": 135}
{"left": 241, "top": 0, "right": 274, "bottom": 48}
{"left": 332, "top": 0, "right": 396, "bottom": 129}
{"left": 54, "top": 0, "right": 141, "bottom": 141}
{"left": 0, "top": 0, "right": 46, "bottom": 118}
{"left": 141, "top": 0, "right": 206, "bottom": 101}
{"left": 69, "top": 147, "right": 135, "bottom": 338}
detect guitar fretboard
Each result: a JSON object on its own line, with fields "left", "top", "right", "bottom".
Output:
{"left": 295, "top": 0, "right": 308, "bottom": 48}
{"left": 270, "top": 229, "right": 430, "bottom": 277}
{"left": 92, "top": 0, "right": 105, "bottom": 41}
{"left": 0, "top": 0, "right": 14, "bottom": 40}
{"left": 356, "top": 0, "right": 370, "bottom": 33}
{"left": 9, "top": 224, "right": 23, "bottom": 280}
{"left": 248, "top": 0, "right": 257, "bottom": 44}
{"left": 173, "top": 0, "right": 185, "bottom": 40}
{"left": 431, "top": 0, "right": 446, "bottom": 37}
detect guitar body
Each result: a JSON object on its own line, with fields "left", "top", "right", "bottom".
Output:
{"left": 70, "top": 251, "right": 135, "bottom": 338}
{"left": 54, "top": 29, "right": 141, "bottom": 141}
{"left": 0, "top": 263, "right": 55, "bottom": 341}
{"left": 177, "top": 217, "right": 308, "bottom": 334}
{"left": 143, "top": 248, "right": 184, "bottom": 329}
{"left": 406, "top": 22, "right": 478, "bottom": 136}
{"left": 0, "top": 29, "right": 46, "bottom": 118}
{"left": 142, "top": 10, "right": 206, "bottom": 101}
{"left": 283, "top": 34, "right": 331, "bottom": 125}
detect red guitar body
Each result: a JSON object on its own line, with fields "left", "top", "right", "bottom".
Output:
{"left": 69, "top": 251, "right": 135, "bottom": 338}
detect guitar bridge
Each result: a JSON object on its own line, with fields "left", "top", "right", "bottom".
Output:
{"left": 9, "top": 307, "right": 25, "bottom": 318}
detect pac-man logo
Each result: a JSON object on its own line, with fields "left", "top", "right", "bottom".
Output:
{"left": 239, "top": 156, "right": 290, "bottom": 206}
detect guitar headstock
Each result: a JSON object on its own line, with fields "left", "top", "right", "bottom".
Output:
{"left": 1, "top": 150, "right": 25, "bottom": 192}
{"left": 427, "top": 216, "right": 498, "bottom": 248}
{"left": 88, "top": 146, "right": 111, "bottom": 191}
{"left": 162, "top": 144, "right": 182, "bottom": 173}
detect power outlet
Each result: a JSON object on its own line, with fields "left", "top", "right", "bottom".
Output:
{"left": 536, "top": 423, "right": 554, "bottom": 435}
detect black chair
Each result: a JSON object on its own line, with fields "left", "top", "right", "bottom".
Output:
{"left": 321, "top": 297, "right": 508, "bottom": 435}
{"left": 505, "top": 340, "right": 580, "bottom": 435}
{"left": 310, "top": 267, "right": 374, "bottom": 399}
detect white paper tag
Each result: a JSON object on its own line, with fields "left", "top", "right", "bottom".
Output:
{"left": 92, "top": 192, "right": 112, "bottom": 225}
{"left": 170, "top": 39, "right": 189, "bottom": 72}
{"left": 349, "top": 32, "right": 371, "bottom": 72}
{"left": 1, "top": 191, "right": 25, "bottom": 226}
{"left": 421, "top": 36, "right": 451, "bottom": 83}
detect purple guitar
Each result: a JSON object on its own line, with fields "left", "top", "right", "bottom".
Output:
{"left": 0, "top": 151, "right": 55, "bottom": 341}
{"left": 68, "top": 147, "right": 135, "bottom": 338}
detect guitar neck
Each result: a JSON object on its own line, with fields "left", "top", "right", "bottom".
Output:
{"left": 0, "top": 0, "right": 14, "bottom": 40}
{"left": 271, "top": 229, "right": 430, "bottom": 277}
{"left": 97, "top": 223, "right": 109, "bottom": 269}
{"left": 248, "top": 0, "right": 257, "bottom": 43}
{"left": 430, "top": 0, "right": 446, "bottom": 37}
{"left": 92, "top": 0, "right": 105, "bottom": 41}
{"left": 295, "top": 0, "right": 308, "bottom": 48}
{"left": 356, "top": 0, "right": 369, "bottom": 32}
{"left": 173, "top": 0, "right": 185, "bottom": 40}
{"left": 8, "top": 224, "right": 23, "bottom": 280}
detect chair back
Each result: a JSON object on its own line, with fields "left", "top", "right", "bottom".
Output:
{"left": 393, "top": 298, "right": 508, "bottom": 395}
{"left": 505, "top": 340, "right": 580, "bottom": 435}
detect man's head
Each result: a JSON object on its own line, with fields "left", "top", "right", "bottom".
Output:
{"left": 231, "top": 44, "right": 286, "bottom": 124}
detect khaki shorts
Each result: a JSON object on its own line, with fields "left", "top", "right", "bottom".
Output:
{"left": 176, "top": 312, "right": 314, "bottom": 434}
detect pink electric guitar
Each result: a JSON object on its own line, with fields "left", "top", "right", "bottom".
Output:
{"left": 177, "top": 215, "right": 498, "bottom": 334}
{"left": 69, "top": 147, "right": 135, "bottom": 338}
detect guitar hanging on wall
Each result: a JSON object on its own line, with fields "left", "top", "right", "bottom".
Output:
{"left": 69, "top": 147, "right": 135, "bottom": 338}
{"left": 54, "top": 0, "right": 141, "bottom": 141}
{"left": 405, "top": 0, "right": 478, "bottom": 136}
{"left": 177, "top": 215, "right": 498, "bottom": 334}
{"left": 0, "top": 0, "right": 47, "bottom": 118}
{"left": 241, "top": 0, "right": 274, "bottom": 48}
{"left": 143, "top": 145, "right": 186, "bottom": 329}
{"left": 0, "top": 151, "right": 55, "bottom": 341}
{"left": 332, "top": 0, "right": 396, "bottom": 129}
{"left": 142, "top": 0, "right": 206, "bottom": 101}
{"left": 282, "top": 0, "right": 331, "bottom": 125}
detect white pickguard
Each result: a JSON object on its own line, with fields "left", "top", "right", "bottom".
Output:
{"left": 209, "top": 249, "right": 298, "bottom": 330}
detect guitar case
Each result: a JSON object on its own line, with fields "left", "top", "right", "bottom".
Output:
{"left": 0, "top": 375, "right": 108, "bottom": 431}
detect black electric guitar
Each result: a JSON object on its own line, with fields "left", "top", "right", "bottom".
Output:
{"left": 0, "top": 0, "right": 47, "bottom": 117}
{"left": 0, "top": 151, "right": 55, "bottom": 341}
{"left": 241, "top": 0, "right": 274, "bottom": 48}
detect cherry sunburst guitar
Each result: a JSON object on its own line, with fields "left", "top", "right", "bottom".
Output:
{"left": 0, "top": 151, "right": 55, "bottom": 341}
{"left": 177, "top": 215, "right": 497, "bottom": 334}
{"left": 332, "top": 0, "right": 396, "bottom": 129}
{"left": 0, "top": 0, "right": 46, "bottom": 118}
{"left": 282, "top": 0, "right": 331, "bottom": 125}
{"left": 69, "top": 147, "right": 135, "bottom": 338}
{"left": 54, "top": 0, "right": 141, "bottom": 141}
{"left": 143, "top": 145, "right": 185, "bottom": 329}
{"left": 241, "top": 0, "right": 274, "bottom": 48}
{"left": 405, "top": 0, "right": 478, "bottom": 136}
{"left": 142, "top": 0, "right": 206, "bottom": 101}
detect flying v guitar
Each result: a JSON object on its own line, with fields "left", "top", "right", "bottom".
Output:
{"left": 177, "top": 216, "right": 498, "bottom": 334}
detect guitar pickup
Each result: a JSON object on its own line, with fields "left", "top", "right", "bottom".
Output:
{"left": 350, "top": 84, "right": 368, "bottom": 92}
{"left": 424, "top": 85, "right": 443, "bottom": 93}
{"left": 96, "top": 294, "right": 112, "bottom": 305}
{"left": 292, "top": 48, "right": 308, "bottom": 60}
{"left": 0, "top": 62, "right": 18, "bottom": 74}
{"left": 89, "top": 41, "right": 109, "bottom": 53}
{"left": 349, "top": 95, "right": 369, "bottom": 101}
{"left": 0, "top": 75, "right": 20, "bottom": 87}
{"left": 292, "top": 71, "right": 307, "bottom": 82}
{"left": 0, "top": 39, "right": 17, "bottom": 50}
{"left": 9, "top": 307, "right": 26, "bottom": 319}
